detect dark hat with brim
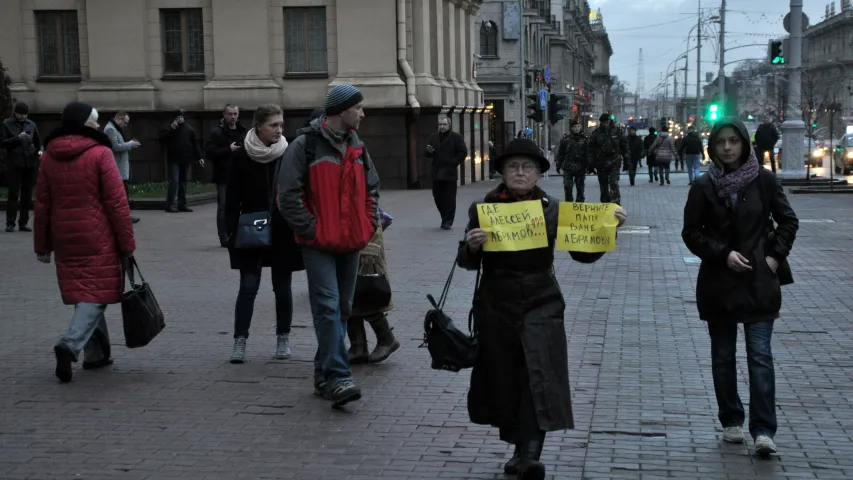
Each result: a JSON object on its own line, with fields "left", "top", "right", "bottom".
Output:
{"left": 493, "top": 138, "right": 550, "bottom": 174}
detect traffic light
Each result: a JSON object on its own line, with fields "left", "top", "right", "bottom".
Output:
{"left": 708, "top": 103, "right": 720, "bottom": 121}
{"left": 548, "top": 93, "right": 571, "bottom": 125}
{"left": 769, "top": 40, "right": 785, "bottom": 65}
{"left": 526, "top": 94, "right": 543, "bottom": 123}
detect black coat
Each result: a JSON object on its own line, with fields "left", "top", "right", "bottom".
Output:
{"left": 159, "top": 123, "right": 202, "bottom": 165}
{"left": 754, "top": 123, "right": 779, "bottom": 150}
{"left": 627, "top": 134, "right": 644, "bottom": 161}
{"left": 1, "top": 116, "right": 42, "bottom": 168}
{"left": 426, "top": 131, "right": 468, "bottom": 181}
{"left": 643, "top": 133, "right": 657, "bottom": 166}
{"left": 679, "top": 132, "right": 705, "bottom": 157}
{"left": 457, "top": 185, "right": 605, "bottom": 432}
{"left": 225, "top": 149, "right": 304, "bottom": 272}
{"left": 682, "top": 169, "right": 798, "bottom": 323}
{"left": 204, "top": 120, "right": 247, "bottom": 185}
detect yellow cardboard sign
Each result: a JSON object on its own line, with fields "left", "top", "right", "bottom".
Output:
{"left": 557, "top": 202, "right": 618, "bottom": 252}
{"left": 477, "top": 200, "right": 548, "bottom": 252}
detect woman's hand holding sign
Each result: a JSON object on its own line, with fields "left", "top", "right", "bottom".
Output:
{"left": 466, "top": 228, "right": 487, "bottom": 252}
{"left": 614, "top": 207, "right": 628, "bottom": 228}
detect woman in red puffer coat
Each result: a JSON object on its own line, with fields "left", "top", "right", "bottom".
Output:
{"left": 33, "top": 101, "right": 136, "bottom": 383}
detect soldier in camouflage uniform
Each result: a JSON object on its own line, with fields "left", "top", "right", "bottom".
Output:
{"left": 554, "top": 120, "right": 588, "bottom": 202}
{"left": 587, "top": 113, "right": 629, "bottom": 205}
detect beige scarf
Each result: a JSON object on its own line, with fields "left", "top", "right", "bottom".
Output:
{"left": 243, "top": 128, "right": 288, "bottom": 164}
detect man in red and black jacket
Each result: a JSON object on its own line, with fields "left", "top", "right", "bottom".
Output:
{"left": 277, "top": 84, "right": 379, "bottom": 408}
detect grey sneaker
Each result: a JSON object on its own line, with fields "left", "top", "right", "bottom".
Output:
{"left": 313, "top": 381, "right": 331, "bottom": 400}
{"left": 230, "top": 337, "right": 247, "bottom": 364}
{"left": 274, "top": 334, "right": 292, "bottom": 359}
{"left": 723, "top": 426, "right": 745, "bottom": 444}
{"left": 330, "top": 379, "right": 362, "bottom": 407}
{"left": 754, "top": 435, "right": 777, "bottom": 455}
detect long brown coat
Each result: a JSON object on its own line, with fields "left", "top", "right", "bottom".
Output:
{"left": 456, "top": 185, "right": 604, "bottom": 432}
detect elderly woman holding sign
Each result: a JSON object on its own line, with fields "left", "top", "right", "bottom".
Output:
{"left": 457, "top": 138, "right": 627, "bottom": 479}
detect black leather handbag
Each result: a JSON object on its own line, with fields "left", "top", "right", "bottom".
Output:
{"left": 422, "top": 260, "right": 480, "bottom": 372}
{"left": 353, "top": 273, "right": 392, "bottom": 312}
{"left": 234, "top": 164, "right": 274, "bottom": 250}
{"left": 121, "top": 256, "right": 166, "bottom": 349}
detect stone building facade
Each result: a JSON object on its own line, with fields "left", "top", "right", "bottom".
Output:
{"left": 804, "top": 4, "right": 853, "bottom": 136}
{"left": 0, "top": 0, "right": 489, "bottom": 189}
{"left": 474, "top": 0, "right": 604, "bottom": 154}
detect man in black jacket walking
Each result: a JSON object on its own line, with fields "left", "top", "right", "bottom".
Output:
{"left": 426, "top": 117, "right": 467, "bottom": 230}
{"left": 1, "top": 102, "right": 42, "bottom": 232}
{"left": 626, "top": 127, "right": 644, "bottom": 186}
{"left": 555, "top": 120, "right": 588, "bottom": 201}
{"left": 644, "top": 127, "right": 658, "bottom": 183}
{"left": 160, "top": 109, "right": 204, "bottom": 213}
{"left": 754, "top": 119, "right": 780, "bottom": 173}
{"left": 204, "top": 105, "right": 246, "bottom": 246}
{"left": 678, "top": 127, "right": 706, "bottom": 184}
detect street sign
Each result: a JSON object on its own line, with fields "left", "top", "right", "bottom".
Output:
{"left": 543, "top": 65, "right": 551, "bottom": 84}
{"left": 539, "top": 90, "right": 547, "bottom": 110}
{"left": 783, "top": 12, "right": 809, "bottom": 33}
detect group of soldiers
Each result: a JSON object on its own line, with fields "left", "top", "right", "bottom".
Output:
{"left": 552, "top": 113, "right": 641, "bottom": 206}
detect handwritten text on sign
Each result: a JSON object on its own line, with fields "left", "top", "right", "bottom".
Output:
{"left": 557, "top": 202, "right": 618, "bottom": 252}
{"left": 477, "top": 200, "right": 548, "bottom": 252}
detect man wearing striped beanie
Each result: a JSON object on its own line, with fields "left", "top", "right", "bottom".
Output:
{"left": 278, "top": 84, "right": 380, "bottom": 408}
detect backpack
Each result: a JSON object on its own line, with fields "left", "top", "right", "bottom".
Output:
{"left": 597, "top": 130, "right": 618, "bottom": 157}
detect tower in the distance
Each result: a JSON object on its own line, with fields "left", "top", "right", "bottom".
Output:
{"left": 636, "top": 48, "right": 645, "bottom": 116}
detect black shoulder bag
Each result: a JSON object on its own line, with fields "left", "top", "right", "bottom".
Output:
{"left": 759, "top": 172, "right": 794, "bottom": 286}
{"left": 234, "top": 163, "right": 275, "bottom": 249}
{"left": 121, "top": 256, "right": 166, "bottom": 348}
{"left": 421, "top": 257, "right": 481, "bottom": 372}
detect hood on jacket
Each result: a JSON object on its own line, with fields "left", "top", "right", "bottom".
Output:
{"left": 708, "top": 118, "right": 751, "bottom": 167}
{"left": 44, "top": 125, "right": 112, "bottom": 161}
{"left": 658, "top": 132, "right": 670, "bottom": 138}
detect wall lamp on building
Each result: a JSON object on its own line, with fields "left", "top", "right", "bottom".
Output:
{"left": 481, "top": 20, "right": 493, "bottom": 33}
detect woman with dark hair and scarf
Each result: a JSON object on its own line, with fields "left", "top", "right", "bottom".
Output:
{"left": 682, "top": 119, "right": 799, "bottom": 456}
{"left": 458, "top": 138, "right": 627, "bottom": 479}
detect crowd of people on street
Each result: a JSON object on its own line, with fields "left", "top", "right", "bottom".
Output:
{"left": 6, "top": 85, "right": 799, "bottom": 478}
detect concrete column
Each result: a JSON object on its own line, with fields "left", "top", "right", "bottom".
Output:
{"left": 203, "top": 0, "right": 280, "bottom": 109}
{"left": 77, "top": 0, "right": 155, "bottom": 110}
{"left": 412, "top": 0, "right": 441, "bottom": 106}
{"left": 331, "top": 0, "right": 405, "bottom": 107}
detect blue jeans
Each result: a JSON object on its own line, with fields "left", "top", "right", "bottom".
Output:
{"left": 708, "top": 321, "right": 777, "bottom": 439}
{"left": 166, "top": 163, "right": 190, "bottom": 209}
{"left": 301, "top": 248, "right": 360, "bottom": 387}
{"left": 56, "top": 303, "right": 110, "bottom": 363}
{"left": 657, "top": 162, "right": 670, "bottom": 184}
{"left": 686, "top": 154, "right": 701, "bottom": 183}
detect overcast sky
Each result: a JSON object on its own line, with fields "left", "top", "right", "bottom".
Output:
{"left": 590, "top": 0, "right": 828, "bottom": 97}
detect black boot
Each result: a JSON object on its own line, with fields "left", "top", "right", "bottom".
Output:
{"left": 516, "top": 439, "right": 546, "bottom": 480}
{"left": 366, "top": 314, "right": 400, "bottom": 364}
{"left": 347, "top": 317, "right": 369, "bottom": 364}
{"left": 504, "top": 444, "right": 521, "bottom": 474}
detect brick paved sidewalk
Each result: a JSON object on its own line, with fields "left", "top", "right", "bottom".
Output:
{"left": 1, "top": 169, "right": 852, "bottom": 479}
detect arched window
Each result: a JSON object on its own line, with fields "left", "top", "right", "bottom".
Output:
{"left": 480, "top": 21, "right": 498, "bottom": 57}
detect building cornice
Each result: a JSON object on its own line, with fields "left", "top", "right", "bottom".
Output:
{"left": 806, "top": 10, "right": 853, "bottom": 37}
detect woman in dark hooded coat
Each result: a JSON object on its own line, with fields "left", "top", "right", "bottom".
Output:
{"left": 682, "top": 119, "right": 798, "bottom": 456}
{"left": 457, "top": 138, "right": 627, "bottom": 479}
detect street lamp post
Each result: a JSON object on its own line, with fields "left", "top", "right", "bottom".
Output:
{"left": 780, "top": 0, "right": 806, "bottom": 178}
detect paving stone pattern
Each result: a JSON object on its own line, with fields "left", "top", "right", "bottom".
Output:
{"left": 1, "top": 169, "right": 852, "bottom": 479}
